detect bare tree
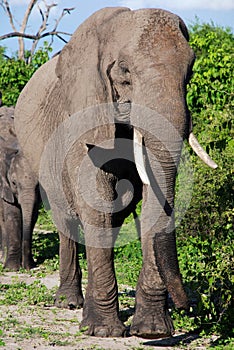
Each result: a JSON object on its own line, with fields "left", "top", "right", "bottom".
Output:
{"left": 0, "top": 0, "right": 75, "bottom": 61}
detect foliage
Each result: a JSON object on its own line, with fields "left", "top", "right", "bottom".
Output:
{"left": 187, "top": 21, "right": 234, "bottom": 112}
{"left": 0, "top": 42, "right": 51, "bottom": 106}
{"left": 212, "top": 338, "right": 234, "bottom": 349}
{"left": 0, "top": 280, "right": 54, "bottom": 306}
{"left": 36, "top": 206, "right": 57, "bottom": 231}
{"left": 177, "top": 234, "right": 234, "bottom": 334}
{"left": 114, "top": 240, "right": 142, "bottom": 286}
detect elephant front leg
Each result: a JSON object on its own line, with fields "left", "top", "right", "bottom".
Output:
{"left": 131, "top": 249, "right": 174, "bottom": 338}
{"left": 55, "top": 232, "right": 84, "bottom": 309}
{"left": 80, "top": 244, "right": 126, "bottom": 337}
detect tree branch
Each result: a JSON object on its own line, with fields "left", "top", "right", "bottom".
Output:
{"left": 2, "top": 0, "right": 17, "bottom": 31}
{"left": 48, "top": 7, "right": 75, "bottom": 48}
{"left": 0, "top": 1, "right": 75, "bottom": 62}
{"left": 20, "top": 0, "right": 37, "bottom": 32}
{"left": 18, "top": 0, "right": 38, "bottom": 59}
{"left": 29, "top": 1, "right": 57, "bottom": 60}
{"left": 0, "top": 31, "right": 72, "bottom": 41}
{"left": 52, "top": 7, "right": 75, "bottom": 32}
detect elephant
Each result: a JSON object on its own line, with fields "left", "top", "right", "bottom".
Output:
{"left": 0, "top": 106, "right": 40, "bottom": 270}
{"left": 14, "top": 7, "right": 217, "bottom": 338}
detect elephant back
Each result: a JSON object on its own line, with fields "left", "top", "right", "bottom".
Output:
{"left": 14, "top": 57, "right": 59, "bottom": 174}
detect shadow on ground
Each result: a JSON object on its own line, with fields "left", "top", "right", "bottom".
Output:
{"left": 143, "top": 332, "right": 200, "bottom": 347}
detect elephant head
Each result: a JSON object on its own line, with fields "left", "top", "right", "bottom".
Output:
{"left": 55, "top": 7, "right": 217, "bottom": 168}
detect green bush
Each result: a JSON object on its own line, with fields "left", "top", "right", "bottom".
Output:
{"left": 187, "top": 21, "right": 233, "bottom": 112}
{"left": 0, "top": 42, "right": 51, "bottom": 106}
{"left": 177, "top": 234, "right": 234, "bottom": 334}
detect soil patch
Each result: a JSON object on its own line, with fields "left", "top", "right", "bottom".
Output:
{"left": 0, "top": 271, "right": 213, "bottom": 349}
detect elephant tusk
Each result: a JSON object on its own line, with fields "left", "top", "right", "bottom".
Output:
{"left": 133, "top": 128, "right": 150, "bottom": 185}
{"left": 188, "top": 132, "right": 218, "bottom": 169}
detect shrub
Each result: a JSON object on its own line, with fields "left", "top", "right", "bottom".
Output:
{"left": 187, "top": 21, "right": 233, "bottom": 112}
{"left": 0, "top": 42, "right": 51, "bottom": 106}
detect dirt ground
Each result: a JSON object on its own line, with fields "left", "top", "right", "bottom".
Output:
{"left": 0, "top": 271, "right": 215, "bottom": 350}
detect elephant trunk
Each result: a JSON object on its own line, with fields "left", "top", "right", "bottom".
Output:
{"left": 18, "top": 189, "right": 39, "bottom": 269}
{"left": 135, "top": 125, "right": 189, "bottom": 309}
{"left": 130, "top": 79, "right": 189, "bottom": 308}
{"left": 132, "top": 94, "right": 217, "bottom": 309}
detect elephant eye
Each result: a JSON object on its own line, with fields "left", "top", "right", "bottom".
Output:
{"left": 121, "top": 80, "right": 131, "bottom": 86}
{"left": 118, "top": 61, "right": 130, "bottom": 74}
{"left": 121, "top": 67, "right": 130, "bottom": 74}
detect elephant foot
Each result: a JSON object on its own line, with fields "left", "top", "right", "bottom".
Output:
{"left": 4, "top": 258, "right": 21, "bottom": 271}
{"left": 55, "top": 286, "right": 84, "bottom": 309}
{"left": 22, "top": 257, "right": 37, "bottom": 270}
{"left": 80, "top": 316, "right": 127, "bottom": 337}
{"left": 130, "top": 293, "right": 174, "bottom": 339}
{"left": 80, "top": 297, "right": 127, "bottom": 337}
{"left": 0, "top": 249, "right": 5, "bottom": 263}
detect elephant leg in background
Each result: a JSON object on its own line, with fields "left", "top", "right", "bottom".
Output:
{"left": 3, "top": 201, "right": 22, "bottom": 270}
{"left": 0, "top": 201, "right": 5, "bottom": 262}
{"left": 55, "top": 222, "right": 84, "bottom": 309}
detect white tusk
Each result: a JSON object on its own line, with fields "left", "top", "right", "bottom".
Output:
{"left": 133, "top": 128, "right": 150, "bottom": 185}
{"left": 189, "top": 132, "right": 218, "bottom": 169}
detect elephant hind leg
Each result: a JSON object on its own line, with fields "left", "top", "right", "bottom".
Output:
{"left": 55, "top": 230, "right": 84, "bottom": 309}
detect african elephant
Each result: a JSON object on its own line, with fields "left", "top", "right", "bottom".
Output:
{"left": 0, "top": 106, "right": 39, "bottom": 270}
{"left": 14, "top": 7, "right": 217, "bottom": 338}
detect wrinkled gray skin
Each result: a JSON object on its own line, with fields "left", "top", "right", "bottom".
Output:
{"left": 0, "top": 106, "right": 39, "bottom": 270}
{"left": 15, "top": 7, "right": 196, "bottom": 338}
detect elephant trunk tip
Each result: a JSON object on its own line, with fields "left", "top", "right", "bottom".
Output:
{"left": 168, "top": 278, "right": 189, "bottom": 310}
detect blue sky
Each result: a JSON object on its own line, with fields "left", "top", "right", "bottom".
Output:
{"left": 1, "top": 0, "right": 234, "bottom": 56}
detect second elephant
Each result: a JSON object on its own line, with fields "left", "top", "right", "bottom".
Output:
{"left": 0, "top": 106, "right": 40, "bottom": 270}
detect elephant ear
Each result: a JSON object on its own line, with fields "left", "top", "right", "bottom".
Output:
{"left": 0, "top": 161, "right": 14, "bottom": 204}
{"left": 1, "top": 178, "right": 14, "bottom": 203}
{"left": 55, "top": 7, "right": 131, "bottom": 146}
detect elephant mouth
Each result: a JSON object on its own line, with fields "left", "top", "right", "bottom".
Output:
{"left": 133, "top": 128, "right": 218, "bottom": 186}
